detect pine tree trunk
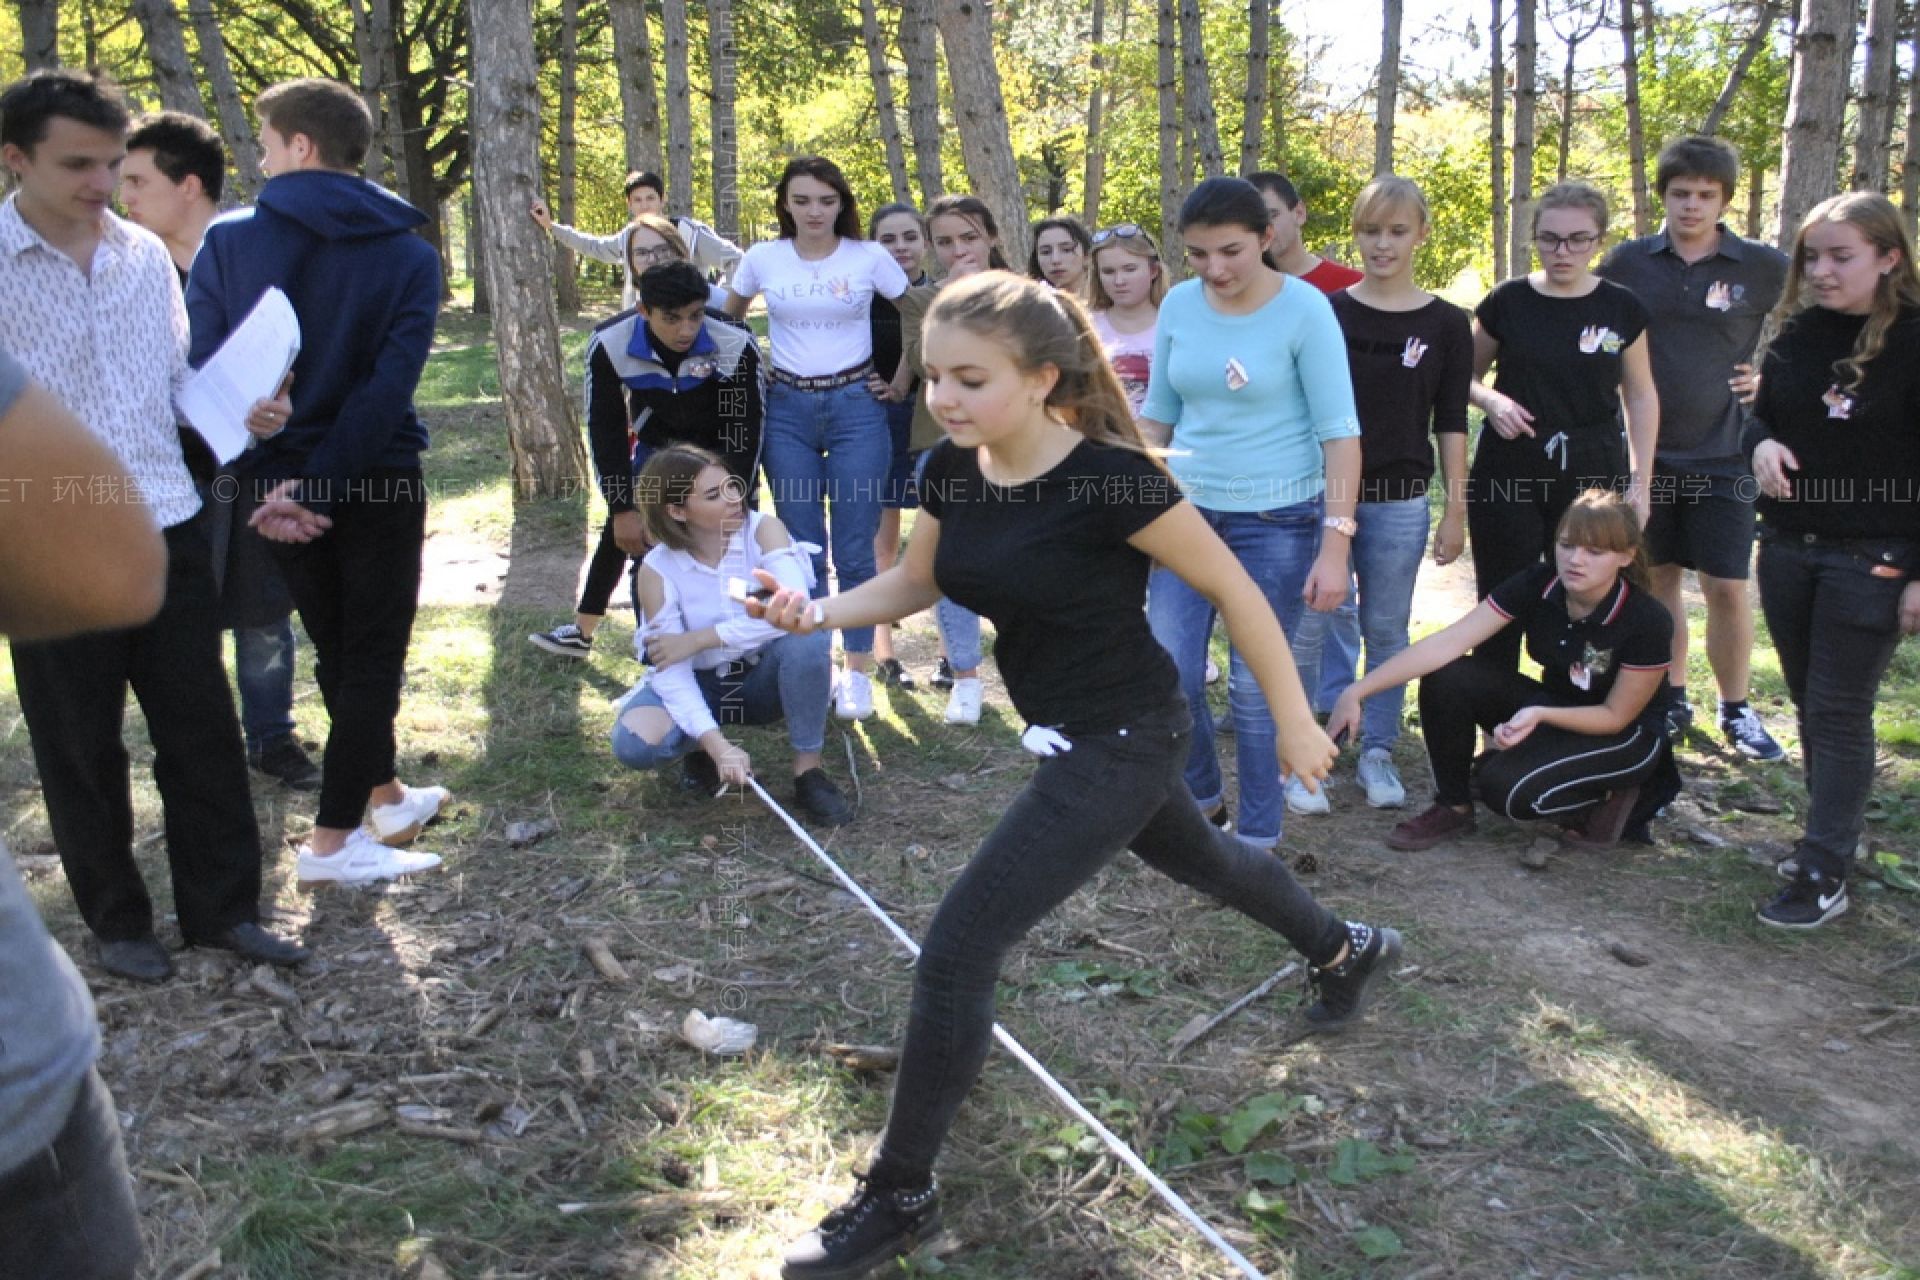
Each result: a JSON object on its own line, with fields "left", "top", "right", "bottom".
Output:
{"left": 1508, "top": 0, "right": 1537, "bottom": 280}
{"left": 1852, "top": 0, "right": 1899, "bottom": 190}
{"left": 390, "top": 2, "right": 446, "bottom": 278}
{"left": 900, "top": 0, "right": 944, "bottom": 204}
{"left": 1777, "top": 0, "right": 1855, "bottom": 246}
{"left": 1747, "top": 160, "right": 1766, "bottom": 238}
{"left": 1702, "top": 0, "right": 1782, "bottom": 135}
{"left": 1491, "top": 0, "right": 1508, "bottom": 281}
{"left": 132, "top": 0, "right": 206, "bottom": 116}
{"left": 935, "top": 0, "right": 1030, "bottom": 266}
{"left": 470, "top": 191, "right": 490, "bottom": 315}
{"left": 347, "top": 0, "right": 387, "bottom": 182}
{"left": 370, "top": 0, "right": 412, "bottom": 197}
{"left": 1084, "top": 0, "right": 1108, "bottom": 226}
{"left": 1267, "top": 1, "right": 1285, "bottom": 159}
{"left": 1556, "top": 29, "right": 1577, "bottom": 184}
{"left": 1903, "top": 20, "right": 1920, "bottom": 232}
{"left": 608, "top": 0, "right": 665, "bottom": 176}
{"left": 186, "top": 0, "right": 264, "bottom": 203}
{"left": 858, "top": 0, "right": 912, "bottom": 205}
{"left": 1158, "top": 0, "right": 1184, "bottom": 280}
{"left": 1177, "top": 0, "right": 1225, "bottom": 179}
{"left": 661, "top": 0, "right": 694, "bottom": 219}
{"left": 555, "top": 0, "right": 581, "bottom": 315}
{"left": 18, "top": 0, "right": 59, "bottom": 69}
{"left": 1619, "top": 0, "right": 1651, "bottom": 233}
{"left": 709, "top": 0, "right": 740, "bottom": 241}
{"left": 1375, "top": 0, "right": 1402, "bottom": 175}
{"left": 1242, "top": 0, "right": 1270, "bottom": 172}
{"left": 469, "top": 0, "right": 589, "bottom": 497}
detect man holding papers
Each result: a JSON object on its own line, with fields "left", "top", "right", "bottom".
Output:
{"left": 0, "top": 69, "right": 305, "bottom": 980}
{"left": 187, "top": 77, "right": 448, "bottom": 888}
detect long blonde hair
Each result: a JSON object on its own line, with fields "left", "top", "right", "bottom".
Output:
{"left": 1760, "top": 191, "right": 1920, "bottom": 392}
{"left": 924, "top": 270, "right": 1155, "bottom": 456}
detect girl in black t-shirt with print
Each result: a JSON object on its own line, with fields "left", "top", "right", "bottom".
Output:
{"left": 750, "top": 272, "right": 1401, "bottom": 1280}
{"left": 1327, "top": 490, "right": 1673, "bottom": 852}
{"left": 1469, "top": 182, "right": 1661, "bottom": 670}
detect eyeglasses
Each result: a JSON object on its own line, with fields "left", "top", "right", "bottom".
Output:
{"left": 1091, "top": 223, "right": 1145, "bottom": 246}
{"left": 1534, "top": 232, "right": 1600, "bottom": 254}
{"left": 632, "top": 242, "right": 678, "bottom": 264}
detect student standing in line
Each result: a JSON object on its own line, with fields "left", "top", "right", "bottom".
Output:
{"left": 1087, "top": 222, "right": 1166, "bottom": 419}
{"left": 1747, "top": 192, "right": 1920, "bottom": 929}
{"left": 1598, "top": 136, "right": 1790, "bottom": 760}
{"left": 1468, "top": 181, "right": 1661, "bottom": 671}
{"left": 726, "top": 156, "right": 911, "bottom": 722}
{"left": 1286, "top": 177, "right": 1473, "bottom": 817}
{"left": 1140, "top": 177, "right": 1361, "bottom": 849}
{"left": 751, "top": 271, "right": 1398, "bottom": 1279}
{"left": 1246, "top": 171, "right": 1366, "bottom": 294}
{"left": 1027, "top": 214, "right": 1092, "bottom": 297}
{"left": 867, "top": 202, "right": 933, "bottom": 692}
{"left": 530, "top": 169, "right": 741, "bottom": 307}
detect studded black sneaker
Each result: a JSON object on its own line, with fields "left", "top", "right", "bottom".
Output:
{"left": 1303, "top": 922, "right": 1402, "bottom": 1031}
{"left": 782, "top": 1174, "right": 941, "bottom": 1279}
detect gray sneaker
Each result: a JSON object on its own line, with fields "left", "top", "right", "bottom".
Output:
{"left": 1356, "top": 748, "right": 1406, "bottom": 809}
{"left": 1284, "top": 772, "right": 1331, "bottom": 815}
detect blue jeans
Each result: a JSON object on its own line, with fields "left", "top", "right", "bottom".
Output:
{"left": 1288, "top": 496, "right": 1431, "bottom": 753}
{"left": 762, "top": 380, "right": 892, "bottom": 655}
{"left": 609, "top": 630, "right": 833, "bottom": 768}
{"left": 232, "top": 618, "right": 296, "bottom": 751}
{"left": 1306, "top": 591, "right": 1362, "bottom": 713}
{"left": 1147, "top": 497, "right": 1322, "bottom": 846}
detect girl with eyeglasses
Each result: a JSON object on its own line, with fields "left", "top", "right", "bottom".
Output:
{"left": 1467, "top": 181, "right": 1659, "bottom": 671}
{"left": 1087, "top": 224, "right": 1166, "bottom": 419}
{"left": 1027, "top": 215, "right": 1092, "bottom": 297}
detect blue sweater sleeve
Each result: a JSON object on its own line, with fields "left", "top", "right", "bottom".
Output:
{"left": 1294, "top": 290, "right": 1361, "bottom": 442}
{"left": 1140, "top": 287, "right": 1183, "bottom": 423}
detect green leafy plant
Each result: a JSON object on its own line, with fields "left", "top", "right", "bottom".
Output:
{"left": 1326, "top": 1138, "right": 1416, "bottom": 1186}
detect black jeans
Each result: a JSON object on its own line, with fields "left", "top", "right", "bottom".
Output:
{"left": 577, "top": 516, "right": 631, "bottom": 617}
{"left": 1418, "top": 655, "right": 1664, "bottom": 817}
{"left": 1757, "top": 533, "right": 1913, "bottom": 882}
{"left": 867, "top": 697, "right": 1348, "bottom": 1187}
{"left": 270, "top": 469, "right": 427, "bottom": 830}
{"left": 9, "top": 515, "right": 262, "bottom": 943}
{"left": 0, "top": 1069, "right": 141, "bottom": 1280}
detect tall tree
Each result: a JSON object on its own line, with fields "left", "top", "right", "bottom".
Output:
{"left": 899, "top": 0, "right": 944, "bottom": 203}
{"left": 369, "top": 0, "right": 413, "bottom": 197}
{"left": 608, "top": 0, "right": 665, "bottom": 176}
{"left": 1084, "top": 0, "right": 1108, "bottom": 226}
{"left": 1616, "top": 0, "right": 1650, "bottom": 233}
{"left": 1776, "top": 0, "right": 1855, "bottom": 246}
{"left": 345, "top": 0, "right": 388, "bottom": 182}
{"left": 1243, "top": 0, "right": 1270, "bottom": 172}
{"left": 469, "top": 0, "right": 590, "bottom": 497}
{"left": 1904, "top": 18, "right": 1920, "bottom": 230}
{"left": 18, "top": 0, "right": 58, "bottom": 69}
{"left": 186, "top": 0, "right": 265, "bottom": 202}
{"left": 661, "top": 0, "right": 694, "bottom": 217}
{"left": 1702, "top": 0, "right": 1783, "bottom": 135}
{"left": 1177, "top": 0, "right": 1225, "bottom": 179}
{"left": 858, "top": 0, "right": 912, "bottom": 204}
{"left": 554, "top": 0, "right": 581, "bottom": 315}
{"left": 1508, "top": 0, "right": 1538, "bottom": 280}
{"left": 132, "top": 0, "right": 206, "bottom": 116}
{"left": 1157, "top": 0, "right": 1183, "bottom": 278}
{"left": 1491, "top": 0, "right": 1509, "bottom": 280}
{"left": 1852, "top": 0, "right": 1900, "bottom": 190}
{"left": 708, "top": 0, "right": 740, "bottom": 241}
{"left": 1375, "top": 0, "right": 1403, "bottom": 175}
{"left": 1548, "top": 0, "right": 1602, "bottom": 185}
{"left": 935, "top": 0, "right": 1030, "bottom": 266}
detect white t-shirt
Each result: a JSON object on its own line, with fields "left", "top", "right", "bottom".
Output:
{"left": 1092, "top": 309, "right": 1158, "bottom": 420}
{"left": 728, "top": 238, "right": 910, "bottom": 377}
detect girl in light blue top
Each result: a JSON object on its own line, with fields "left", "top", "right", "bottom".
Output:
{"left": 1139, "top": 176, "right": 1361, "bottom": 848}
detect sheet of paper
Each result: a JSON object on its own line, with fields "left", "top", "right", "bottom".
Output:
{"left": 178, "top": 287, "right": 302, "bottom": 465}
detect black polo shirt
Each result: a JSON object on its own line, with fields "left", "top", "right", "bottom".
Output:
{"left": 1598, "top": 224, "right": 1788, "bottom": 473}
{"left": 1488, "top": 563, "right": 1672, "bottom": 725}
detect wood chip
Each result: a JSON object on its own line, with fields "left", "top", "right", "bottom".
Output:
{"left": 285, "top": 1098, "right": 388, "bottom": 1143}
{"left": 247, "top": 965, "right": 301, "bottom": 1008}
{"left": 1606, "top": 941, "right": 1652, "bottom": 967}
{"left": 584, "top": 938, "right": 632, "bottom": 984}
{"left": 556, "top": 1189, "right": 737, "bottom": 1220}
{"left": 822, "top": 1042, "right": 901, "bottom": 1072}
{"left": 397, "top": 1119, "right": 485, "bottom": 1144}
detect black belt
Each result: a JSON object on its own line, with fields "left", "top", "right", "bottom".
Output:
{"left": 770, "top": 363, "right": 873, "bottom": 391}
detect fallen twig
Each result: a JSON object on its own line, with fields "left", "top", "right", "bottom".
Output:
{"left": 556, "top": 1189, "right": 737, "bottom": 1219}
{"left": 1167, "top": 963, "right": 1300, "bottom": 1055}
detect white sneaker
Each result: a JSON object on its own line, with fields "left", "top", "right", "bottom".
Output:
{"left": 368, "top": 783, "right": 451, "bottom": 847}
{"left": 835, "top": 669, "right": 875, "bottom": 721}
{"left": 1357, "top": 748, "right": 1407, "bottom": 809}
{"left": 1284, "top": 772, "right": 1331, "bottom": 815}
{"left": 298, "top": 828, "right": 442, "bottom": 888}
{"left": 944, "top": 677, "right": 983, "bottom": 725}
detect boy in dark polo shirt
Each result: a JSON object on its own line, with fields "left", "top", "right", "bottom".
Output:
{"left": 1599, "top": 136, "right": 1789, "bottom": 761}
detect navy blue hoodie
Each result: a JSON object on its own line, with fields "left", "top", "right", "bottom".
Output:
{"left": 186, "top": 169, "right": 441, "bottom": 513}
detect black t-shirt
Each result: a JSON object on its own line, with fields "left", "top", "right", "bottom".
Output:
{"left": 919, "top": 437, "right": 1183, "bottom": 732}
{"left": 1488, "top": 563, "right": 1672, "bottom": 725}
{"left": 1474, "top": 277, "right": 1649, "bottom": 471}
{"left": 870, "top": 271, "right": 928, "bottom": 383}
{"left": 1330, "top": 291, "right": 1474, "bottom": 502}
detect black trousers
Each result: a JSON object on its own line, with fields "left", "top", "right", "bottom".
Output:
{"left": 1418, "top": 655, "right": 1665, "bottom": 818}
{"left": 10, "top": 514, "right": 261, "bottom": 943}
{"left": 0, "top": 1069, "right": 140, "bottom": 1280}
{"left": 577, "top": 516, "right": 631, "bottom": 617}
{"left": 270, "top": 469, "right": 427, "bottom": 830}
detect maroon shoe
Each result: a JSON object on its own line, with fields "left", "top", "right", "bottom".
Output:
{"left": 1559, "top": 786, "right": 1640, "bottom": 850}
{"left": 1386, "top": 802, "right": 1476, "bottom": 851}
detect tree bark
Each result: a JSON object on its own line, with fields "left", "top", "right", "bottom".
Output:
{"left": 661, "top": 0, "right": 694, "bottom": 218}
{"left": 1904, "top": 19, "right": 1920, "bottom": 232}
{"left": 370, "top": 0, "right": 413, "bottom": 197}
{"left": 346, "top": 0, "right": 388, "bottom": 182}
{"left": 608, "top": 0, "right": 665, "bottom": 176}
{"left": 1746, "top": 160, "right": 1765, "bottom": 239}
{"left": 18, "top": 0, "right": 58, "bottom": 69}
{"left": 1242, "top": 0, "right": 1270, "bottom": 173}
{"left": 1177, "top": 0, "right": 1225, "bottom": 179}
{"left": 708, "top": 0, "right": 740, "bottom": 242}
{"left": 132, "top": 0, "right": 205, "bottom": 116}
{"left": 555, "top": 0, "right": 581, "bottom": 315}
{"left": 935, "top": 0, "right": 1030, "bottom": 266}
{"left": 1776, "top": 0, "right": 1855, "bottom": 246}
{"left": 1852, "top": 0, "right": 1899, "bottom": 191}
{"left": 1267, "top": 0, "right": 1286, "bottom": 160}
{"left": 1084, "top": 0, "right": 1108, "bottom": 226}
{"left": 1158, "top": 0, "right": 1184, "bottom": 280}
{"left": 1702, "top": 0, "right": 1782, "bottom": 135}
{"left": 186, "top": 0, "right": 264, "bottom": 203}
{"left": 900, "top": 0, "right": 944, "bottom": 204}
{"left": 469, "top": 190, "right": 490, "bottom": 315}
{"left": 1491, "top": 0, "right": 1508, "bottom": 281}
{"left": 469, "top": 0, "right": 589, "bottom": 497}
{"left": 1508, "top": 0, "right": 1537, "bottom": 280}
{"left": 1375, "top": 0, "right": 1402, "bottom": 175}
{"left": 1618, "top": 0, "right": 1651, "bottom": 233}
{"left": 859, "top": 0, "right": 912, "bottom": 205}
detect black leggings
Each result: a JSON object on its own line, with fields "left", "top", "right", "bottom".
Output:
{"left": 867, "top": 698, "right": 1348, "bottom": 1188}
{"left": 1418, "top": 656, "right": 1664, "bottom": 818}
{"left": 577, "top": 517, "right": 631, "bottom": 617}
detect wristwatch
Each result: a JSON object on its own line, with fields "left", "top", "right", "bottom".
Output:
{"left": 1322, "top": 515, "right": 1358, "bottom": 538}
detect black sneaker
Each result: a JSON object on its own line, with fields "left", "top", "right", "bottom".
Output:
{"left": 1664, "top": 689, "right": 1694, "bottom": 740}
{"left": 794, "top": 768, "right": 855, "bottom": 827}
{"left": 930, "top": 657, "right": 955, "bottom": 690}
{"left": 528, "top": 622, "right": 593, "bottom": 658}
{"left": 679, "top": 751, "right": 720, "bottom": 795}
{"left": 782, "top": 1175, "right": 941, "bottom": 1280}
{"left": 1303, "top": 922, "right": 1402, "bottom": 1031}
{"left": 1720, "top": 703, "right": 1786, "bottom": 762}
{"left": 250, "top": 735, "right": 321, "bottom": 791}
{"left": 873, "top": 657, "right": 917, "bottom": 691}
{"left": 1758, "top": 872, "right": 1848, "bottom": 930}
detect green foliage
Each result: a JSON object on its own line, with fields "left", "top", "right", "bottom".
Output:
{"left": 1351, "top": 1224, "right": 1405, "bottom": 1258}
{"left": 1325, "top": 1138, "right": 1417, "bottom": 1186}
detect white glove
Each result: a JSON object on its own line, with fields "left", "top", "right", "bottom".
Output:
{"left": 1020, "top": 724, "right": 1074, "bottom": 757}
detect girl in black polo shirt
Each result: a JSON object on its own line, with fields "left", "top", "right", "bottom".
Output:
{"left": 1747, "top": 191, "right": 1920, "bottom": 930}
{"left": 1327, "top": 490, "right": 1672, "bottom": 852}
{"left": 752, "top": 272, "right": 1401, "bottom": 1280}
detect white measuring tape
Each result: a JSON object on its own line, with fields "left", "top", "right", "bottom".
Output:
{"left": 744, "top": 777, "right": 1268, "bottom": 1280}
